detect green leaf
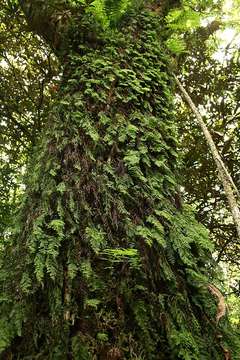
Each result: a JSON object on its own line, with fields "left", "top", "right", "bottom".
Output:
{"left": 48, "top": 219, "right": 64, "bottom": 235}
{"left": 124, "top": 150, "right": 140, "bottom": 166}
{"left": 166, "top": 35, "right": 187, "bottom": 55}
{"left": 85, "top": 298, "right": 101, "bottom": 309}
{"left": 57, "top": 182, "right": 66, "bottom": 193}
{"left": 85, "top": 226, "right": 106, "bottom": 254}
{"left": 96, "top": 332, "right": 108, "bottom": 342}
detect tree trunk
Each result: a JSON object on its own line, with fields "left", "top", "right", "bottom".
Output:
{"left": 0, "top": 1, "right": 239, "bottom": 359}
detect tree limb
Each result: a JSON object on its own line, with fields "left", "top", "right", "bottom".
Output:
{"left": 19, "top": 0, "right": 71, "bottom": 50}
{"left": 174, "top": 74, "right": 240, "bottom": 241}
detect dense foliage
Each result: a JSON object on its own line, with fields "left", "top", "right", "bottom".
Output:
{"left": 0, "top": 0, "right": 240, "bottom": 359}
{"left": 0, "top": 0, "right": 59, "bottom": 236}
{"left": 177, "top": 28, "right": 240, "bottom": 266}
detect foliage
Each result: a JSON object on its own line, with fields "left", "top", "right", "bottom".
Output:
{"left": 0, "top": 0, "right": 240, "bottom": 359}
{"left": 165, "top": 0, "right": 223, "bottom": 54}
{"left": 173, "top": 0, "right": 240, "bottom": 329}
{"left": 0, "top": 0, "right": 58, "bottom": 237}
{"left": 89, "top": 0, "right": 134, "bottom": 28}
{"left": 175, "top": 5, "right": 240, "bottom": 267}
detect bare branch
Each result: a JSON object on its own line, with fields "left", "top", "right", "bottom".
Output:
{"left": 174, "top": 75, "right": 240, "bottom": 241}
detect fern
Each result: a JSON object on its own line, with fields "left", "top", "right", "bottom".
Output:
{"left": 85, "top": 225, "right": 107, "bottom": 254}
{"left": 104, "top": 0, "right": 131, "bottom": 25}
{"left": 165, "top": 5, "right": 202, "bottom": 55}
{"left": 102, "top": 248, "right": 140, "bottom": 269}
{"left": 166, "top": 34, "right": 187, "bottom": 55}
{"left": 88, "top": 0, "right": 133, "bottom": 28}
{"left": 85, "top": 298, "right": 101, "bottom": 309}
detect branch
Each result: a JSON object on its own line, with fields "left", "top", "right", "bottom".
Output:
{"left": 19, "top": 0, "right": 71, "bottom": 51}
{"left": 174, "top": 75, "right": 240, "bottom": 241}
{"left": 208, "top": 284, "right": 226, "bottom": 324}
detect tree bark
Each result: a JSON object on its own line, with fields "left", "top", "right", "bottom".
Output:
{"left": 19, "top": 0, "right": 73, "bottom": 51}
{"left": 0, "top": 1, "right": 239, "bottom": 359}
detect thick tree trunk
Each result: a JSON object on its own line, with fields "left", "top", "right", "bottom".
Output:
{"left": 0, "top": 1, "right": 239, "bottom": 359}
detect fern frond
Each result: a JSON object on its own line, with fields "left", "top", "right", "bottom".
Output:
{"left": 89, "top": 0, "right": 133, "bottom": 28}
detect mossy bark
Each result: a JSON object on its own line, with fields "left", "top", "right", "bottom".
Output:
{"left": 0, "top": 2, "right": 239, "bottom": 359}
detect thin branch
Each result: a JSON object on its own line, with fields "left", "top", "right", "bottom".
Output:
{"left": 174, "top": 74, "right": 240, "bottom": 241}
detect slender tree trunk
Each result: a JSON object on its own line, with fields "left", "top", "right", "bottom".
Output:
{"left": 0, "top": 1, "right": 239, "bottom": 359}
{"left": 174, "top": 75, "right": 240, "bottom": 241}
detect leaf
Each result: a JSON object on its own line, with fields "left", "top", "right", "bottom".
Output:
{"left": 102, "top": 248, "right": 140, "bottom": 268}
{"left": 166, "top": 8, "right": 201, "bottom": 31}
{"left": 20, "top": 272, "right": 32, "bottom": 293}
{"left": 48, "top": 219, "right": 64, "bottom": 235}
{"left": 68, "top": 263, "right": 78, "bottom": 280}
{"left": 124, "top": 150, "right": 140, "bottom": 166}
{"left": 57, "top": 182, "right": 66, "bottom": 193}
{"left": 85, "top": 226, "right": 107, "bottom": 254}
{"left": 166, "top": 35, "right": 187, "bottom": 55}
{"left": 85, "top": 298, "right": 101, "bottom": 309}
{"left": 96, "top": 332, "right": 108, "bottom": 342}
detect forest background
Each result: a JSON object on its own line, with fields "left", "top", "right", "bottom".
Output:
{"left": 0, "top": 0, "right": 240, "bottom": 357}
